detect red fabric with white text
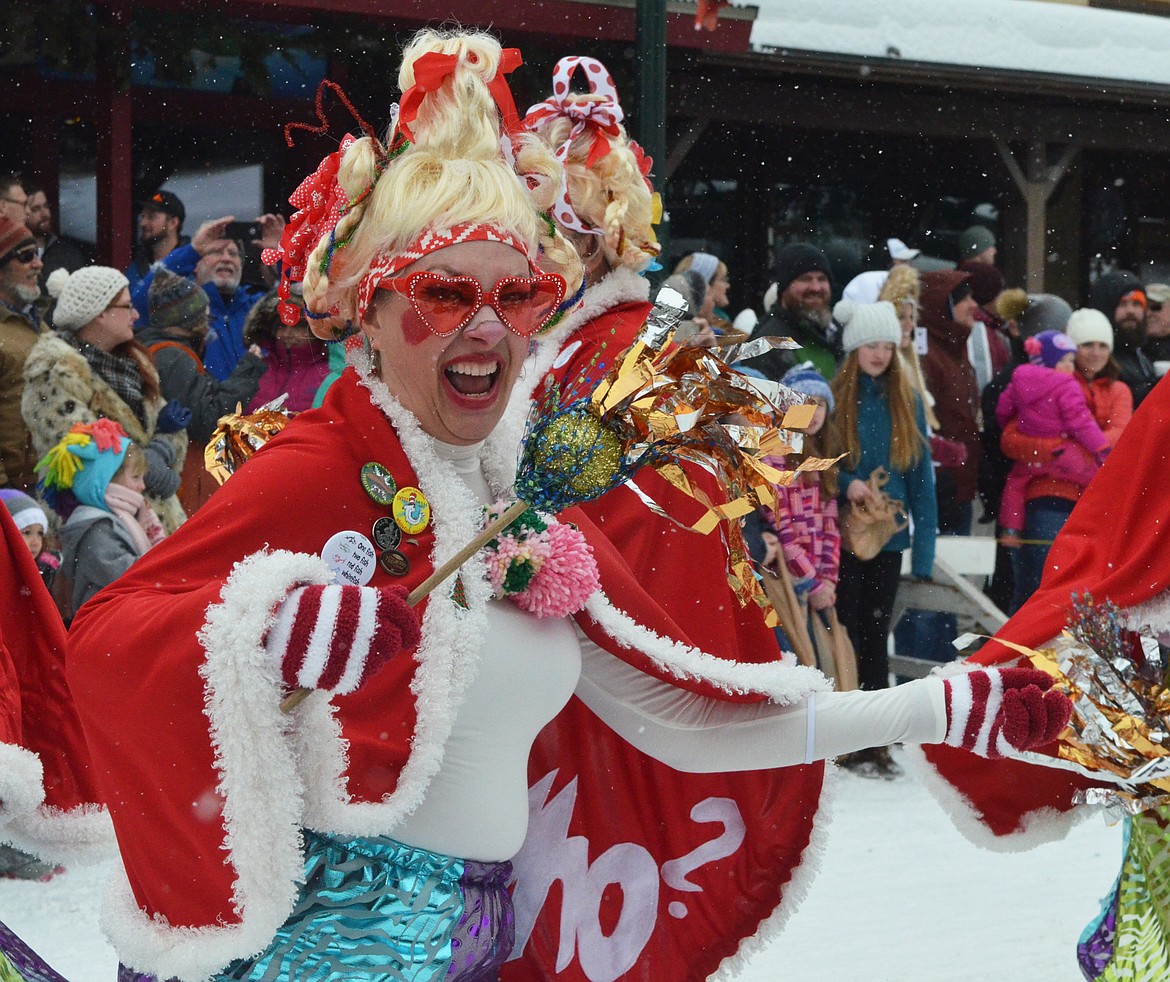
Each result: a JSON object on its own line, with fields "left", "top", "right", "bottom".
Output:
{"left": 502, "top": 302, "right": 827, "bottom": 979}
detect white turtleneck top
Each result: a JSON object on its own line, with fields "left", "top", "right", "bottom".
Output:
{"left": 391, "top": 439, "right": 947, "bottom": 862}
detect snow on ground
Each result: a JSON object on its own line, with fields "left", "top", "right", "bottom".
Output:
{"left": 2, "top": 746, "right": 1122, "bottom": 981}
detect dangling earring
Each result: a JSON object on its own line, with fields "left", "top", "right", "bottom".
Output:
{"left": 364, "top": 334, "right": 381, "bottom": 375}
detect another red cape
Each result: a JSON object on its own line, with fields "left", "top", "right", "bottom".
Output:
{"left": 922, "top": 375, "right": 1170, "bottom": 836}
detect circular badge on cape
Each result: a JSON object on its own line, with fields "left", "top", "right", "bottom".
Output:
{"left": 371, "top": 516, "right": 402, "bottom": 551}
{"left": 360, "top": 462, "right": 398, "bottom": 506}
{"left": 321, "top": 530, "right": 377, "bottom": 586}
{"left": 392, "top": 486, "right": 431, "bottom": 534}
{"left": 379, "top": 549, "right": 411, "bottom": 577}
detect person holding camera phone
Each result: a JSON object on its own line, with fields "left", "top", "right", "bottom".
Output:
{"left": 131, "top": 213, "right": 286, "bottom": 381}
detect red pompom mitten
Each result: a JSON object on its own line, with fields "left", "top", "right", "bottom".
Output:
{"left": 942, "top": 667, "right": 1072, "bottom": 759}
{"left": 266, "top": 584, "right": 421, "bottom": 695}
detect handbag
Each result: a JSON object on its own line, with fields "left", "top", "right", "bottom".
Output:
{"left": 839, "top": 466, "right": 909, "bottom": 561}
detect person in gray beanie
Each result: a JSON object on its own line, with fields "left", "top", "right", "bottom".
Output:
{"left": 742, "top": 242, "right": 836, "bottom": 382}
{"left": 828, "top": 297, "right": 937, "bottom": 778}
{"left": 20, "top": 266, "right": 189, "bottom": 533}
{"left": 957, "top": 225, "right": 996, "bottom": 265}
{"left": 137, "top": 268, "right": 268, "bottom": 516}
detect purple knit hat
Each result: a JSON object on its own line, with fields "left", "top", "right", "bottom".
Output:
{"left": 1025, "top": 329, "right": 1077, "bottom": 368}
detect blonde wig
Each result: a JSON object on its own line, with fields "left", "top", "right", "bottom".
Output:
{"left": 830, "top": 349, "right": 927, "bottom": 475}
{"left": 525, "top": 92, "right": 659, "bottom": 273}
{"left": 301, "top": 29, "right": 582, "bottom": 328}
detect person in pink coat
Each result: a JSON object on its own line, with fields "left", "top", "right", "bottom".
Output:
{"left": 243, "top": 290, "right": 330, "bottom": 413}
{"left": 995, "top": 329, "right": 1109, "bottom": 550}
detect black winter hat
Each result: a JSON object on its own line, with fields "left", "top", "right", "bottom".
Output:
{"left": 770, "top": 243, "right": 831, "bottom": 298}
{"left": 1089, "top": 269, "right": 1143, "bottom": 320}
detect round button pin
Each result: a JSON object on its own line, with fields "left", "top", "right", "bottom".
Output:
{"left": 360, "top": 462, "right": 397, "bottom": 507}
{"left": 321, "top": 530, "right": 377, "bottom": 586}
{"left": 372, "top": 516, "right": 402, "bottom": 551}
{"left": 392, "top": 486, "right": 431, "bottom": 534}
{"left": 379, "top": 549, "right": 411, "bottom": 577}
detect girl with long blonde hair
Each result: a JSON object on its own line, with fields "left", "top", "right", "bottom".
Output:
{"left": 829, "top": 299, "right": 938, "bottom": 777}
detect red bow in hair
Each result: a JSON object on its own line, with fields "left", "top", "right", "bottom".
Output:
{"left": 398, "top": 48, "right": 524, "bottom": 142}
{"left": 263, "top": 135, "right": 355, "bottom": 326}
{"left": 628, "top": 138, "right": 654, "bottom": 192}
{"left": 266, "top": 80, "right": 386, "bottom": 326}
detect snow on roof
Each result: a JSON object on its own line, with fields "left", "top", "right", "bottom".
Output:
{"left": 749, "top": 0, "right": 1170, "bottom": 88}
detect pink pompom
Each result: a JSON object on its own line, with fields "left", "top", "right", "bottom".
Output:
{"left": 510, "top": 520, "right": 599, "bottom": 618}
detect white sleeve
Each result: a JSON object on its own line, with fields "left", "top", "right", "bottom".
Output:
{"left": 574, "top": 630, "right": 948, "bottom": 773}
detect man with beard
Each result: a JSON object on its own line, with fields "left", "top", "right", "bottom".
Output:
{"left": 0, "top": 217, "right": 46, "bottom": 490}
{"left": 126, "top": 190, "right": 187, "bottom": 296}
{"left": 139, "top": 268, "right": 267, "bottom": 514}
{"left": 24, "top": 183, "right": 90, "bottom": 286}
{"left": 1089, "top": 269, "right": 1157, "bottom": 407}
{"left": 132, "top": 216, "right": 271, "bottom": 381}
{"left": 742, "top": 243, "right": 837, "bottom": 380}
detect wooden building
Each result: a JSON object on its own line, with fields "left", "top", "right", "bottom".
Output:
{"left": 5, "top": 0, "right": 1170, "bottom": 310}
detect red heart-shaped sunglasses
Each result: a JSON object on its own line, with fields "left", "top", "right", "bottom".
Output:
{"left": 378, "top": 270, "right": 567, "bottom": 338}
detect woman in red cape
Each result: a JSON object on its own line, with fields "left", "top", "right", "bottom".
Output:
{"left": 66, "top": 30, "right": 1067, "bottom": 982}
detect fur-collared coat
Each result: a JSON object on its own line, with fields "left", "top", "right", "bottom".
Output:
{"left": 19, "top": 333, "right": 187, "bottom": 533}
{"left": 0, "top": 305, "right": 47, "bottom": 490}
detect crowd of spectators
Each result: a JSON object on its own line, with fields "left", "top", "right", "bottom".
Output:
{"left": 0, "top": 170, "right": 1150, "bottom": 789}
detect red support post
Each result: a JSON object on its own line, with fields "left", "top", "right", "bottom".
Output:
{"left": 95, "top": 0, "right": 133, "bottom": 269}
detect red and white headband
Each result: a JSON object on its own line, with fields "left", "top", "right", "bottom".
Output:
{"left": 356, "top": 222, "right": 533, "bottom": 321}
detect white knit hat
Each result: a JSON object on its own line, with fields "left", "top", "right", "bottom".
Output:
{"left": 1065, "top": 308, "right": 1113, "bottom": 352}
{"left": 835, "top": 299, "right": 901, "bottom": 354}
{"left": 49, "top": 266, "right": 130, "bottom": 332}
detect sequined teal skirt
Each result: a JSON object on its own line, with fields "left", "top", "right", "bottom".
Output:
{"left": 214, "top": 830, "right": 514, "bottom": 981}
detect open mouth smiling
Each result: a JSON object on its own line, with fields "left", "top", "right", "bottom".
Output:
{"left": 444, "top": 357, "right": 501, "bottom": 398}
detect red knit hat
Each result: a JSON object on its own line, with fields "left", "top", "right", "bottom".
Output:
{"left": 0, "top": 216, "right": 34, "bottom": 262}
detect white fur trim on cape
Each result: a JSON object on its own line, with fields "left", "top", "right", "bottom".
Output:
{"left": 103, "top": 548, "right": 335, "bottom": 981}
{"left": 3, "top": 803, "right": 113, "bottom": 867}
{"left": 907, "top": 655, "right": 1092, "bottom": 849}
{"left": 582, "top": 592, "right": 830, "bottom": 704}
{"left": 0, "top": 742, "right": 44, "bottom": 825}
{"left": 709, "top": 760, "right": 839, "bottom": 980}
{"left": 0, "top": 739, "right": 113, "bottom": 866}
{"left": 901, "top": 743, "right": 1087, "bottom": 851}
{"left": 1124, "top": 587, "right": 1170, "bottom": 637}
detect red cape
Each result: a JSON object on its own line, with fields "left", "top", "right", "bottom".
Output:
{"left": 502, "top": 300, "right": 827, "bottom": 980}
{"left": 0, "top": 503, "right": 104, "bottom": 858}
{"left": 68, "top": 365, "right": 829, "bottom": 981}
{"left": 922, "top": 375, "right": 1170, "bottom": 838}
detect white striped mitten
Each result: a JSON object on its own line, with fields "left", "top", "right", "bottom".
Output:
{"left": 266, "top": 585, "right": 420, "bottom": 695}
{"left": 942, "top": 667, "right": 1072, "bottom": 759}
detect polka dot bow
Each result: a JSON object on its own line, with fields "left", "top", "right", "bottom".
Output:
{"left": 523, "top": 57, "right": 625, "bottom": 236}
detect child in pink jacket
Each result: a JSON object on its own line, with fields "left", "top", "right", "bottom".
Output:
{"left": 759, "top": 366, "right": 841, "bottom": 609}
{"left": 996, "top": 330, "right": 1109, "bottom": 545}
